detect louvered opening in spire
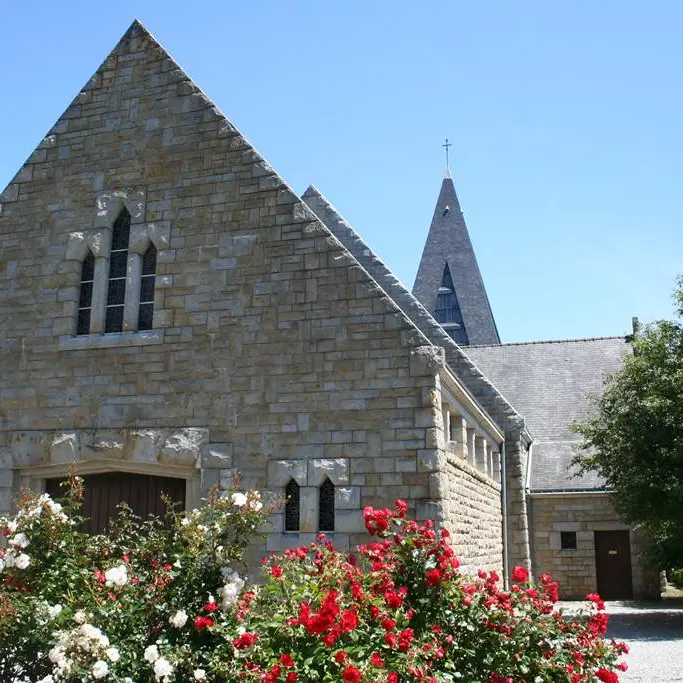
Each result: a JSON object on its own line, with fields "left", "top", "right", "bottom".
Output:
{"left": 434, "top": 264, "right": 468, "bottom": 345}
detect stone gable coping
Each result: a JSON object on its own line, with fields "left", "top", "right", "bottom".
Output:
{"left": 301, "top": 185, "right": 527, "bottom": 440}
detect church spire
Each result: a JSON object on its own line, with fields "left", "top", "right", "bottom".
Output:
{"left": 412, "top": 167, "right": 500, "bottom": 346}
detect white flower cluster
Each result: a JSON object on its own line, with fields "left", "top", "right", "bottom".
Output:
{"left": 0, "top": 493, "right": 72, "bottom": 573}
{"left": 15, "top": 493, "right": 69, "bottom": 524}
{"left": 231, "top": 490, "right": 263, "bottom": 511}
{"left": 2, "top": 530, "right": 31, "bottom": 571}
{"left": 143, "top": 644, "right": 174, "bottom": 682}
{"left": 47, "top": 619, "right": 118, "bottom": 680}
{"left": 168, "top": 609, "right": 188, "bottom": 628}
{"left": 218, "top": 568, "right": 245, "bottom": 609}
{"left": 104, "top": 564, "right": 128, "bottom": 588}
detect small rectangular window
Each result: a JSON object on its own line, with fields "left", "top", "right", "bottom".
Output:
{"left": 561, "top": 531, "right": 577, "bottom": 550}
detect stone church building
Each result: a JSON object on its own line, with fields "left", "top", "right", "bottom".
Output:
{"left": 0, "top": 21, "right": 658, "bottom": 599}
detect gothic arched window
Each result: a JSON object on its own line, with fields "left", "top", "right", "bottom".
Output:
{"left": 138, "top": 244, "right": 157, "bottom": 331}
{"left": 76, "top": 250, "right": 96, "bottom": 336}
{"left": 105, "top": 208, "right": 131, "bottom": 333}
{"left": 434, "top": 263, "right": 468, "bottom": 345}
{"left": 284, "top": 479, "right": 300, "bottom": 532}
{"left": 318, "top": 478, "right": 335, "bottom": 532}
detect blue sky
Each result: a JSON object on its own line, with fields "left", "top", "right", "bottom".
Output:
{"left": 2, "top": 1, "right": 681, "bottom": 342}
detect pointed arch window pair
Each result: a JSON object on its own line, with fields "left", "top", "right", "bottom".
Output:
{"left": 284, "top": 478, "right": 335, "bottom": 532}
{"left": 76, "top": 208, "right": 157, "bottom": 336}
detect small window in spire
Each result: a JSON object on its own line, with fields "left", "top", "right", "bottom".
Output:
{"left": 284, "top": 479, "right": 300, "bottom": 532}
{"left": 105, "top": 208, "right": 131, "bottom": 333}
{"left": 318, "top": 478, "right": 335, "bottom": 532}
{"left": 435, "top": 263, "right": 468, "bottom": 345}
{"left": 138, "top": 244, "right": 157, "bottom": 331}
{"left": 76, "top": 251, "right": 96, "bottom": 336}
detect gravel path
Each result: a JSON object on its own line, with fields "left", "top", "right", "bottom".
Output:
{"left": 604, "top": 601, "right": 683, "bottom": 682}
{"left": 559, "top": 600, "right": 683, "bottom": 682}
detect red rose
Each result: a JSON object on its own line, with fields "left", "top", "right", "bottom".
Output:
{"left": 203, "top": 602, "right": 220, "bottom": 612}
{"left": 387, "top": 675, "right": 399, "bottom": 683}
{"left": 343, "top": 667, "right": 362, "bottom": 683}
{"left": 232, "top": 632, "right": 259, "bottom": 649}
{"left": 512, "top": 565, "right": 529, "bottom": 583}
{"left": 335, "top": 651, "right": 348, "bottom": 663}
{"left": 194, "top": 616, "right": 214, "bottom": 631}
{"left": 340, "top": 609, "right": 359, "bottom": 633}
{"left": 271, "top": 565, "right": 283, "bottom": 579}
{"left": 371, "top": 652, "right": 384, "bottom": 667}
{"left": 286, "top": 674, "right": 298, "bottom": 683}
{"left": 381, "top": 618, "right": 396, "bottom": 631}
{"left": 596, "top": 670, "right": 619, "bottom": 683}
{"left": 394, "top": 499, "right": 408, "bottom": 517}
{"left": 586, "top": 593, "right": 606, "bottom": 611}
{"left": 280, "top": 654, "right": 295, "bottom": 667}
{"left": 425, "top": 568, "right": 443, "bottom": 586}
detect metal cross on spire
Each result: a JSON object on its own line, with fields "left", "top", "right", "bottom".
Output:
{"left": 442, "top": 138, "right": 452, "bottom": 168}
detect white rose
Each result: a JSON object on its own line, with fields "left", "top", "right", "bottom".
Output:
{"left": 6, "top": 520, "right": 17, "bottom": 533}
{"left": 106, "top": 647, "right": 120, "bottom": 662}
{"left": 194, "top": 670, "right": 206, "bottom": 680}
{"left": 48, "top": 645, "right": 66, "bottom": 664}
{"left": 92, "top": 660, "right": 109, "bottom": 679}
{"left": 14, "top": 553, "right": 30, "bottom": 570}
{"left": 9, "top": 532, "right": 30, "bottom": 548}
{"left": 74, "top": 610, "right": 87, "bottom": 624}
{"left": 37, "top": 676, "right": 55, "bottom": 683}
{"left": 169, "top": 610, "right": 188, "bottom": 628}
{"left": 231, "top": 492, "right": 247, "bottom": 507}
{"left": 144, "top": 644, "right": 159, "bottom": 663}
{"left": 0, "top": 558, "right": 5, "bottom": 572}
{"left": 48, "top": 604, "right": 63, "bottom": 619}
{"left": 104, "top": 565, "right": 128, "bottom": 587}
{"left": 154, "top": 656, "right": 173, "bottom": 681}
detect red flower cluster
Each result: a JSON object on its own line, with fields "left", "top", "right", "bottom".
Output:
{"left": 230, "top": 501, "right": 627, "bottom": 683}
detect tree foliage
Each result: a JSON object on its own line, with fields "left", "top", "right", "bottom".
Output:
{"left": 573, "top": 277, "right": 683, "bottom": 566}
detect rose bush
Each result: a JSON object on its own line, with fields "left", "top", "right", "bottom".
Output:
{"left": 0, "top": 476, "right": 265, "bottom": 682}
{"left": 212, "top": 500, "right": 628, "bottom": 682}
{"left": 0, "top": 483, "right": 628, "bottom": 682}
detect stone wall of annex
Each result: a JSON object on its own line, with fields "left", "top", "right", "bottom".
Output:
{"left": 529, "top": 493, "right": 659, "bottom": 600}
{"left": 0, "top": 23, "right": 450, "bottom": 558}
{"left": 441, "top": 456, "right": 502, "bottom": 574}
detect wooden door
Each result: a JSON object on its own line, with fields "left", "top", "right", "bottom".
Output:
{"left": 46, "top": 472, "right": 186, "bottom": 534}
{"left": 594, "top": 530, "right": 633, "bottom": 599}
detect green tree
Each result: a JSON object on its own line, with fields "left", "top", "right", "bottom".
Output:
{"left": 573, "top": 277, "right": 683, "bottom": 567}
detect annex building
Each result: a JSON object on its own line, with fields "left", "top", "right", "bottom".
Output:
{"left": 0, "top": 21, "right": 658, "bottom": 599}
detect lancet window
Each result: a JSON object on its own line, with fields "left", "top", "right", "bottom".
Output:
{"left": 318, "top": 478, "right": 335, "bottom": 532}
{"left": 284, "top": 479, "right": 300, "bottom": 532}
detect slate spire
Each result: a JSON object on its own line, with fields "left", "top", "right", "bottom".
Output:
{"left": 412, "top": 169, "right": 500, "bottom": 345}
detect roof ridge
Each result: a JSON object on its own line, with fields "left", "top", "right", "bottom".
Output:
{"left": 468, "top": 335, "right": 628, "bottom": 348}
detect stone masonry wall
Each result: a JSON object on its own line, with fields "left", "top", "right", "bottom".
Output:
{"left": 0, "top": 23, "right": 452, "bottom": 561}
{"left": 441, "top": 456, "right": 502, "bottom": 574}
{"left": 529, "top": 494, "right": 659, "bottom": 599}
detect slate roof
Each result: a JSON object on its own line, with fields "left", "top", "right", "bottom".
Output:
{"left": 464, "top": 337, "right": 631, "bottom": 491}
{"left": 412, "top": 170, "right": 500, "bottom": 346}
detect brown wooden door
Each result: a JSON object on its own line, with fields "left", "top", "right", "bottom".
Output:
{"left": 594, "top": 530, "right": 633, "bottom": 599}
{"left": 46, "top": 473, "right": 186, "bottom": 534}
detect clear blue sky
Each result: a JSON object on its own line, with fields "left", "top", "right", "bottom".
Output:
{"left": 2, "top": 1, "right": 681, "bottom": 342}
